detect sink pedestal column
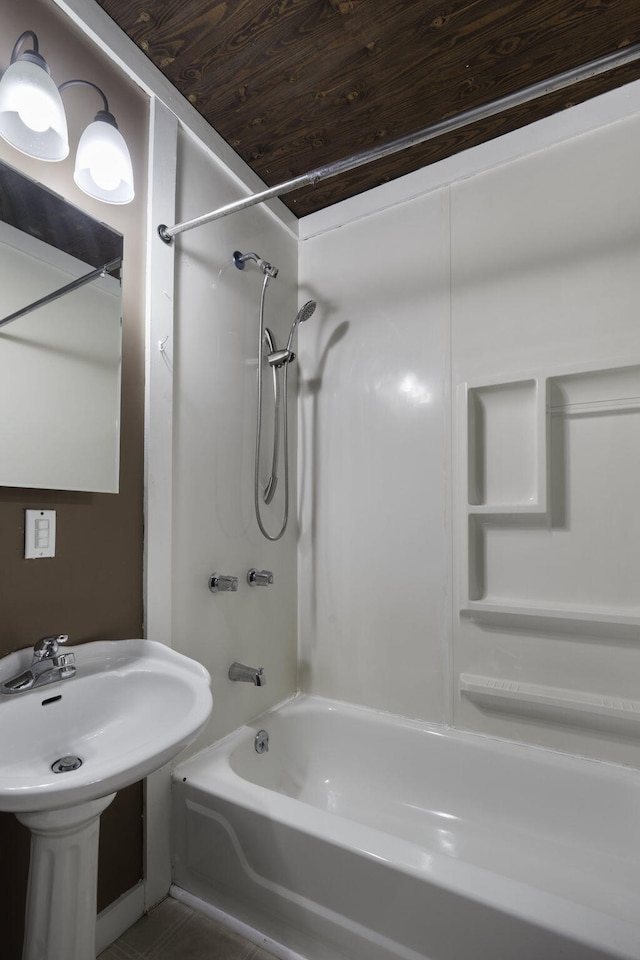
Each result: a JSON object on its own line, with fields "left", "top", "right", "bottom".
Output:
{"left": 17, "top": 794, "right": 116, "bottom": 960}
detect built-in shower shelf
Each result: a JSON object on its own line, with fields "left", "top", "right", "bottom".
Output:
{"left": 462, "top": 599, "right": 640, "bottom": 627}
{"left": 458, "top": 360, "right": 640, "bottom": 624}
{"left": 460, "top": 673, "right": 640, "bottom": 733}
{"left": 464, "top": 377, "right": 546, "bottom": 512}
{"left": 467, "top": 504, "right": 548, "bottom": 516}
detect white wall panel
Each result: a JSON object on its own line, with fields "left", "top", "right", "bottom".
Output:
{"left": 451, "top": 115, "right": 640, "bottom": 764}
{"left": 298, "top": 192, "right": 451, "bottom": 722}
{"left": 172, "top": 129, "right": 298, "bottom": 748}
{"left": 299, "top": 104, "right": 640, "bottom": 765}
{"left": 451, "top": 116, "right": 640, "bottom": 382}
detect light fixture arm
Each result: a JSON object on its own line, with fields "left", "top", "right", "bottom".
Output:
{"left": 9, "top": 30, "right": 52, "bottom": 76}
{"left": 58, "top": 80, "right": 116, "bottom": 126}
{"left": 11, "top": 31, "right": 40, "bottom": 63}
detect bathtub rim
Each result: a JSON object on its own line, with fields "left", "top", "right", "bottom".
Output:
{"left": 178, "top": 689, "right": 640, "bottom": 781}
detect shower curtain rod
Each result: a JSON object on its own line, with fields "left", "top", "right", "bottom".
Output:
{"left": 158, "top": 41, "right": 640, "bottom": 243}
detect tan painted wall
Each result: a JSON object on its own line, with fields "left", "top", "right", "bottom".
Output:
{"left": 0, "top": 1, "right": 148, "bottom": 955}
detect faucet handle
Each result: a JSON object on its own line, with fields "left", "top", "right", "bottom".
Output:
{"left": 247, "top": 569, "right": 274, "bottom": 587}
{"left": 54, "top": 652, "right": 76, "bottom": 678}
{"left": 208, "top": 574, "right": 238, "bottom": 593}
{"left": 33, "top": 635, "right": 69, "bottom": 659}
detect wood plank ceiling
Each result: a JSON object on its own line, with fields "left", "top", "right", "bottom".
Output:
{"left": 95, "top": 0, "right": 640, "bottom": 217}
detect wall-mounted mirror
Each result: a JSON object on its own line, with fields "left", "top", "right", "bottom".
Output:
{"left": 0, "top": 160, "right": 123, "bottom": 493}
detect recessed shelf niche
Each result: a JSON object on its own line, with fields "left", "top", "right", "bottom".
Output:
{"left": 459, "top": 362, "right": 640, "bottom": 628}
{"left": 467, "top": 379, "right": 540, "bottom": 508}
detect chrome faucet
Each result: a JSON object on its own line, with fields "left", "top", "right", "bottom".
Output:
{"left": 228, "top": 662, "right": 266, "bottom": 686}
{"left": 209, "top": 573, "right": 239, "bottom": 593}
{"left": 1, "top": 634, "right": 76, "bottom": 695}
{"left": 247, "top": 568, "right": 274, "bottom": 586}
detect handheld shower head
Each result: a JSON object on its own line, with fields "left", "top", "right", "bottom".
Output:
{"left": 285, "top": 300, "right": 317, "bottom": 352}
{"left": 296, "top": 300, "right": 317, "bottom": 324}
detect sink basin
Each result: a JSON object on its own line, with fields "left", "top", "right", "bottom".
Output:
{"left": 0, "top": 638, "right": 212, "bottom": 813}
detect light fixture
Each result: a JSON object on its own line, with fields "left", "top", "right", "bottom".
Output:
{"left": 0, "top": 31, "right": 68, "bottom": 161}
{"left": 0, "top": 33, "right": 134, "bottom": 204}
{"left": 60, "top": 80, "right": 134, "bottom": 204}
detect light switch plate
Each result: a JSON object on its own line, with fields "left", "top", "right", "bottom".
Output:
{"left": 25, "top": 509, "right": 56, "bottom": 559}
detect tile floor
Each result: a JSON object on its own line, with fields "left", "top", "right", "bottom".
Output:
{"left": 98, "top": 897, "right": 278, "bottom": 960}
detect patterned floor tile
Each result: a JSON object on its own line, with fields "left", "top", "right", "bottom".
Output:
{"left": 99, "top": 898, "right": 277, "bottom": 960}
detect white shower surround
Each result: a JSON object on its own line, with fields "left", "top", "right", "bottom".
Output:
{"left": 298, "top": 106, "right": 640, "bottom": 768}
{"left": 172, "top": 695, "right": 640, "bottom": 960}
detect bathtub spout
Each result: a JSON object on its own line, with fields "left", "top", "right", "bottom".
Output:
{"left": 228, "top": 662, "right": 266, "bottom": 686}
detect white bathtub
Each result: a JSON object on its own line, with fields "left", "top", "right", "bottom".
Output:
{"left": 172, "top": 695, "right": 640, "bottom": 960}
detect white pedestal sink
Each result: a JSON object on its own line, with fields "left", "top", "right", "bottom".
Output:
{"left": 0, "top": 639, "right": 212, "bottom": 960}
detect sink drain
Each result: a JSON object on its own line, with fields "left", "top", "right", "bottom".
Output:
{"left": 51, "top": 755, "right": 83, "bottom": 774}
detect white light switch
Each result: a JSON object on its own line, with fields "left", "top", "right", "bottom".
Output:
{"left": 25, "top": 509, "right": 56, "bottom": 559}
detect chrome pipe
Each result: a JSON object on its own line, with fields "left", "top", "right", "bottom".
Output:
{"left": 157, "top": 42, "right": 640, "bottom": 241}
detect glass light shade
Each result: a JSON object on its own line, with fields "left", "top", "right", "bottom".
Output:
{"left": 73, "top": 118, "right": 134, "bottom": 204}
{"left": 0, "top": 59, "right": 68, "bottom": 161}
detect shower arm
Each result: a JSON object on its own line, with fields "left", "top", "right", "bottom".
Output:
{"left": 158, "top": 41, "right": 640, "bottom": 242}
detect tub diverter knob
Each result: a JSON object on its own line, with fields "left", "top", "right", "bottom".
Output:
{"left": 209, "top": 573, "right": 239, "bottom": 593}
{"left": 247, "top": 569, "right": 274, "bottom": 586}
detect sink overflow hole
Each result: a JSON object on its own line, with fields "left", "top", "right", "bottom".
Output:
{"left": 51, "top": 755, "right": 83, "bottom": 774}
{"left": 42, "top": 695, "right": 62, "bottom": 706}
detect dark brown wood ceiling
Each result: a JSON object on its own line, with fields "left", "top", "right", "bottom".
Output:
{"left": 95, "top": 0, "right": 640, "bottom": 217}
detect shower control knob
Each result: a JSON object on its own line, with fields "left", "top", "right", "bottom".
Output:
{"left": 208, "top": 573, "right": 238, "bottom": 593}
{"left": 247, "top": 568, "right": 274, "bottom": 586}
